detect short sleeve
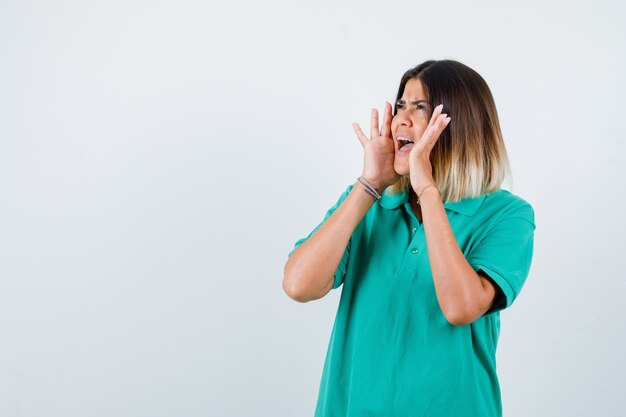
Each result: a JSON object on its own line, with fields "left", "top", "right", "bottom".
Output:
{"left": 467, "top": 201, "right": 536, "bottom": 316}
{"left": 287, "top": 184, "right": 354, "bottom": 290}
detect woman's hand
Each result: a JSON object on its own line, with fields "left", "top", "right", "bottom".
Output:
{"left": 409, "top": 104, "right": 451, "bottom": 196}
{"left": 352, "top": 102, "right": 400, "bottom": 192}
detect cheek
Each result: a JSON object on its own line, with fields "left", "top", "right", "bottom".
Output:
{"left": 415, "top": 119, "right": 430, "bottom": 136}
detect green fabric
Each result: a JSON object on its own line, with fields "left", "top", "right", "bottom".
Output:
{"left": 288, "top": 183, "right": 536, "bottom": 417}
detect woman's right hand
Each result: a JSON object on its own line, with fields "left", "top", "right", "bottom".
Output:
{"left": 352, "top": 102, "right": 400, "bottom": 192}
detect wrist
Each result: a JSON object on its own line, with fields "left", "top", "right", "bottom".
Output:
{"left": 357, "top": 176, "right": 382, "bottom": 201}
{"left": 415, "top": 184, "right": 440, "bottom": 204}
{"left": 360, "top": 175, "right": 384, "bottom": 193}
{"left": 354, "top": 180, "right": 378, "bottom": 203}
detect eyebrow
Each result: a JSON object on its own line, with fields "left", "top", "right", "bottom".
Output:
{"left": 396, "top": 99, "right": 428, "bottom": 106}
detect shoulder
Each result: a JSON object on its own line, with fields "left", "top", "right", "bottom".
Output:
{"left": 480, "top": 189, "right": 535, "bottom": 227}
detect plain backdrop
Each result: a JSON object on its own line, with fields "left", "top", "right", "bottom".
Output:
{"left": 1, "top": 0, "right": 625, "bottom": 416}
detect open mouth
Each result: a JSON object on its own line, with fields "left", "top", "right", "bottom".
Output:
{"left": 397, "top": 136, "right": 415, "bottom": 151}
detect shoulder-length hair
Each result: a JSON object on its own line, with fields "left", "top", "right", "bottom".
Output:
{"left": 387, "top": 59, "right": 511, "bottom": 202}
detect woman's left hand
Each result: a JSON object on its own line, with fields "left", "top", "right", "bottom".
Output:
{"left": 409, "top": 104, "right": 451, "bottom": 195}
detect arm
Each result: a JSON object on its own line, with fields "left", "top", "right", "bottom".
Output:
{"left": 419, "top": 187, "right": 498, "bottom": 325}
{"left": 406, "top": 104, "right": 497, "bottom": 326}
{"left": 282, "top": 181, "right": 375, "bottom": 303}
{"left": 284, "top": 102, "right": 399, "bottom": 303}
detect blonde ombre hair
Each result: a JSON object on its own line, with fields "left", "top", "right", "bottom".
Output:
{"left": 388, "top": 60, "right": 511, "bottom": 202}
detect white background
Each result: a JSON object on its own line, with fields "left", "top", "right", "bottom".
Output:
{"left": 1, "top": 0, "right": 625, "bottom": 416}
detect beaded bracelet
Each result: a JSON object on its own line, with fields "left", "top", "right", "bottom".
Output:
{"left": 357, "top": 176, "right": 382, "bottom": 200}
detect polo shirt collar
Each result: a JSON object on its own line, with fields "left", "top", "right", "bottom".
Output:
{"left": 379, "top": 186, "right": 487, "bottom": 216}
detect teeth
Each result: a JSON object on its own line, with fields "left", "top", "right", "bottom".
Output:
{"left": 398, "top": 136, "right": 414, "bottom": 142}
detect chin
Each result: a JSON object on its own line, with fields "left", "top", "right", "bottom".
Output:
{"left": 394, "top": 163, "right": 409, "bottom": 177}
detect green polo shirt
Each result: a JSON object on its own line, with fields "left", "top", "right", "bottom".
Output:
{"left": 287, "top": 182, "right": 536, "bottom": 417}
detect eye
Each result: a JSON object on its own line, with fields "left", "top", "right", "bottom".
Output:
{"left": 395, "top": 102, "right": 405, "bottom": 110}
{"left": 412, "top": 102, "right": 429, "bottom": 111}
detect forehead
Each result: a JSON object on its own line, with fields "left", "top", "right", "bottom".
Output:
{"left": 401, "top": 78, "right": 426, "bottom": 100}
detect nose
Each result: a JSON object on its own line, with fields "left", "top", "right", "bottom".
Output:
{"left": 393, "top": 109, "right": 412, "bottom": 128}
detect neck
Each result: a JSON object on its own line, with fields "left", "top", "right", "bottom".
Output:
{"left": 408, "top": 188, "right": 423, "bottom": 222}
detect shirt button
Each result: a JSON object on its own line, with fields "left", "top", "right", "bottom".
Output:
{"left": 411, "top": 248, "right": 419, "bottom": 254}
{"left": 412, "top": 227, "right": 417, "bottom": 234}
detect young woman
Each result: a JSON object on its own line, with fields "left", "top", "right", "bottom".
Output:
{"left": 283, "top": 59, "right": 536, "bottom": 417}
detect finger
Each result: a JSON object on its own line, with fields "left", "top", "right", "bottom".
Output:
{"left": 414, "top": 113, "right": 444, "bottom": 150}
{"left": 426, "top": 114, "right": 450, "bottom": 152}
{"left": 352, "top": 122, "right": 369, "bottom": 147}
{"left": 427, "top": 104, "right": 444, "bottom": 128}
{"left": 380, "top": 102, "right": 392, "bottom": 139}
{"left": 436, "top": 114, "right": 451, "bottom": 136}
{"left": 415, "top": 116, "right": 440, "bottom": 151}
{"left": 370, "top": 108, "right": 380, "bottom": 139}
